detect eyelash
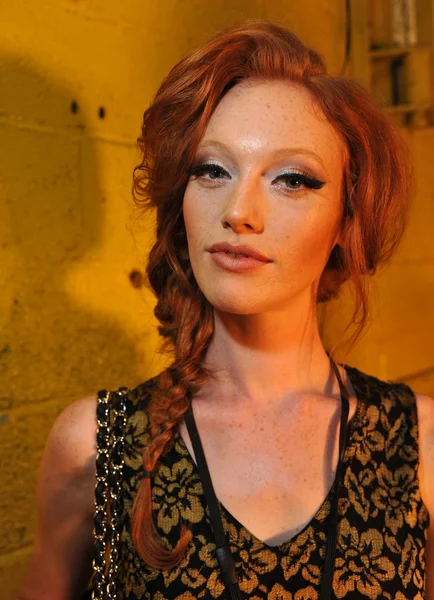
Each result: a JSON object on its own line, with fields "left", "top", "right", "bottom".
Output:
{"left": 185, "top": 161, "right": 325, "bottom": 193}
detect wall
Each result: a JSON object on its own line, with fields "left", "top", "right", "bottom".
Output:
{"left": 321, "top": 2, "right": 434, "bottom": 396}
{"left": 322, "top": 123, "right": 434, "bottom": 395}
{"left": 1, "top": 1, "right": 432, "bottom": 597}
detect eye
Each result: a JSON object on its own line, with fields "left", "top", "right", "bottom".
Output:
{"left": 185, "top": 162, "right": 326, "bottom": 193}
{"left": 275, "top": 170, "right": 325, "bottom": 192}
{"left": 186, "top": 162, "right": 229, "bottom": 181}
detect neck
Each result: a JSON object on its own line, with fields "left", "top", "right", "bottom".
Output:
{"left": 200, "top": 299, "right": 338, "bottom": 409}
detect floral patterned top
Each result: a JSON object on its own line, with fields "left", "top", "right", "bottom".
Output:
{"left": 101, "top": 363, "right": 429, "bottom": 599}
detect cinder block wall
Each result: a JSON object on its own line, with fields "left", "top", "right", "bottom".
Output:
{"left": 1, "top": 1, "right": 432, "bottom": 597}
{"left": 322, "top": 124, "right": 434, "bottom": 396}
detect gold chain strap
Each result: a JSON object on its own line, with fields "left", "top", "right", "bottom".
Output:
{"left": 91, "top": 387, "right": 128, "bottom": 600}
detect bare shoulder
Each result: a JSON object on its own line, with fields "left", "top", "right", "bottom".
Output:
{"left": 416, "top": 391, "right": 434, "bottom": 460}
{"left": 416, "top": 392, "right": 434, "bottom": 433}
{"left": 415, "top": 393, "right": 434, "bottom": 598}
{"left": 15, "top": 395, "right": 99, "bottom": 600}
{"left": 37, "top": 393, "right": 99, "bottom": 520}
{"left": 35, "top": 393, "right": 98, "bottom": 536}
{"left": 45, "top": 395, "right": 98, "bottom": 475}
{"left": 415, "top": 392, "right": 434, "bottom": 503}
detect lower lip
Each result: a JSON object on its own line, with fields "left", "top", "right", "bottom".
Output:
{"left": 209, "top": 251, "right": 269, "bottom": 272}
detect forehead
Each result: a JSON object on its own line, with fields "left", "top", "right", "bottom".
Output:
{"left": 200, "top": 80, "right": 347, "bottom": 171}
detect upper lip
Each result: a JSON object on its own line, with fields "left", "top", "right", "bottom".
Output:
{"left": 208, "top": 242, "right": 272, "bottom": 262}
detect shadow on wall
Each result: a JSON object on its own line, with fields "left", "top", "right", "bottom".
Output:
{"left": 0, "top": 55, "right": 144, "bottom": 409}
{"left": 0, "top": 53, "right": 146, "bottom": 585}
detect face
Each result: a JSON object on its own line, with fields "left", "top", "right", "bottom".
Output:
{"left": 182, "top": 80, "right": 346, "bottom": 315}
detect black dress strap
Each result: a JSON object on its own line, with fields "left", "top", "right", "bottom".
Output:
{"left": 184, "top": 358, "right": 350, "bottom": 600}
{"left": 320, "top": 359, "right": 350, "bottom": 599}
{"left": 185, "top": 397, "right": 242, "bottom": 599}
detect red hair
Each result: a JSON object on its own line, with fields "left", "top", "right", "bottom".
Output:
{"left": 130, "top": 18, "right": 414, "bottom": 568}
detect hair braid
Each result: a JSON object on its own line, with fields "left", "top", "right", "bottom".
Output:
{"left": 131, "top": 275, "right": 215, "bottom": 567}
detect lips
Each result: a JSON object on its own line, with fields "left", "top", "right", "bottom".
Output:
{"left": 208, "top": 242, "right": 271, "bottom": 263}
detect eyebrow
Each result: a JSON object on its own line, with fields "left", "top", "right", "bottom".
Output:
{"left": 197, "top": 140, "right": 326, "bottom": 170}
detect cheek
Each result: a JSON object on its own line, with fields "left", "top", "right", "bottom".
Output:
{"left": 182, "top": 193, "right": 197, "bottom": 238}
{"left": 183, "top": 186, "right": 220, "bottom": 234}
{"left": 274, "top": 209, "right": 338, "bottom": 267}
{"left": 183, "top": 192, "right": 210, "bottom": 251}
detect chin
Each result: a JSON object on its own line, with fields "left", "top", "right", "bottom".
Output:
{"left": 201, "top": 289, "right": 266, "bottom": 315}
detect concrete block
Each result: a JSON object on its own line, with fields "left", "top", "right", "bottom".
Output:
{"left": 0, "top": 402, "right": 60, "bottom": 554}
{"left": 322, "top": 262, "right": 434, "bottom": 383}
{"left": 396, "top": 128, "right": 434, "bottom": 263}
{"left": 374, "top": 262, "right": 434, "bottom": 378}
{"left": 0, "top": 124, "right": 82, "bottom": 268}
{"left": 0, "top": 547, "right": 31, "bottom": 600}
{"left": 0, "top": 0, "right": 265, "bottom": 141}
{"left": 0, "top": 274, "right": 152, "bottom": 408}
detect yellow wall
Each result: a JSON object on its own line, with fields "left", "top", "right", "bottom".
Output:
{"left": 321, "top": 2, "right": 434, "bottom": 395}
{"left": 0, "top": 1, "right": 432, "bottom": 597}
{"left": 322, "top": 123, "right": 434, "bottom": 396}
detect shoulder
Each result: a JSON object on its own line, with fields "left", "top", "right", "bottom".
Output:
{"left": 415, "top": 391, "right": 434, "bottom": 430}
{"left": 344, "top": 363, "right": 417, "bottom": 413}
{"left": 16, "top": 395, "right": 100, "bottom": 598}
{"left": 40, "top": 395, "right": 98, "bottom": 511}
{"left": 413, "top": 392, "right": 434, "bottom": 587}
{"left": 414, "top": 393, "right": 434, "bottom": 508}
{"left": 349, "top": 364, "right": 434, "bottom": 456}
{"left": 348, "top": 368, "right": 434, "bottom": 526}
{"left": 129, "top": 374, "right": 160, "bottom": 409}
{"left": 415, "top": 391, "right": 434, "bottom": 433}
{"left": 46, "top": 395, "right": 97, "bottom": 469}
{"left": 121, "top": 375, "right": 160, "bottom": 426}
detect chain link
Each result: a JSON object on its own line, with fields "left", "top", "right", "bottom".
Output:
{"left": 91, "top": 387, "right": 128, "bottom": 600}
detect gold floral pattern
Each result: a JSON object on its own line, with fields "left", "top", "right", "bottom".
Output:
{"left": 371, "top": 464, "right": 419, "bottom": 534}
{"left": 152, "top": 458, "right": 204, "bottom": 535}
{"left": 102, "top": 365, "right": 429, "bottom": 599}
{"left": 353, "top": 404, "right": 384, "bottom": 466}
{"left": 334, "top": 517, "right": 396, "bottom": 598}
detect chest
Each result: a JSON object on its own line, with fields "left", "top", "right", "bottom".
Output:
{"left": 177, "top": 395, "right": 359, "bottom": 546}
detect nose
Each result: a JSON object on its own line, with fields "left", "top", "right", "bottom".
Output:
{"left": 221, "top": 175, "right": 265, "bottom": 233}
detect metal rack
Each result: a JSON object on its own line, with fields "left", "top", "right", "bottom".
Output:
{"left": 349, "top": 0, "right": 434, "bottom": 126}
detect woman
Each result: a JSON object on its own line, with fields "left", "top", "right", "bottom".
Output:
{"left": 16, "top": 18, "right": 433, "bottom": 600}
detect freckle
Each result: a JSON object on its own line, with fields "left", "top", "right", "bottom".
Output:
{"left": 260, "top": 427, "right": 264, "bottom": 431}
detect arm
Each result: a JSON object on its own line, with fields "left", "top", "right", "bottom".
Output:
{"left": 14, "top": 396, "right": 98, "bottom": 600}
{"left": 416, "top": 393, "right": 434, "bottom": 600}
